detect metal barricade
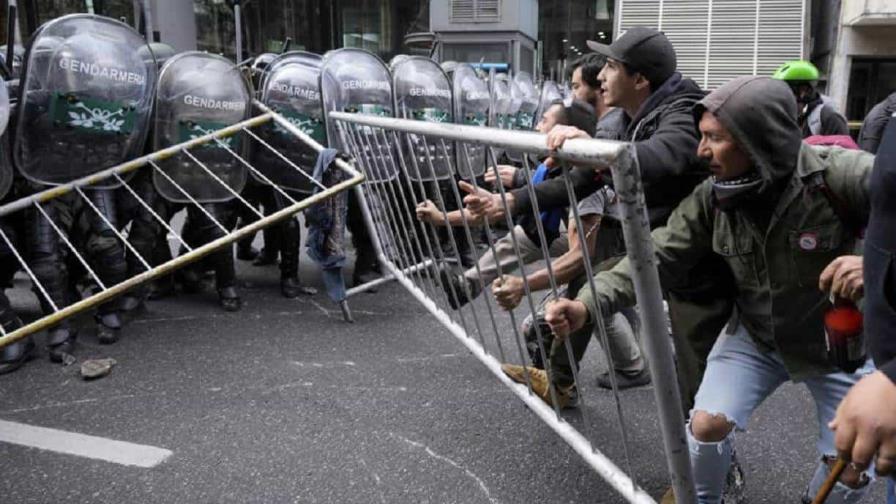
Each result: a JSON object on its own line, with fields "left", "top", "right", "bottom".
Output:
{"left": 0, "top": 103, "right": 364, "bottom": 349}
{"left": 333, "top": 111, "right": 696, "bottom": 504}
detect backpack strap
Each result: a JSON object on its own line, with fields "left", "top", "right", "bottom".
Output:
{"left": 808, "top": 103, "right": 824, "bottom": 136}
{"left": 808, "top": 171, "right": 864, "bottom": 239}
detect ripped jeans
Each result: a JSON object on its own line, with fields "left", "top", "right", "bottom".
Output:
{"left": 688, "top": 323, "right": 875, "bottom": 504}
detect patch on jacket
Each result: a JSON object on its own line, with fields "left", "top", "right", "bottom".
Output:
{"left": 798, "top": 232, "right": 819, "bottom": 251}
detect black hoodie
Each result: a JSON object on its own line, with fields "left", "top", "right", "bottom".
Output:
{"left": 511, "top": 72, "right": 708, "bottom": 229}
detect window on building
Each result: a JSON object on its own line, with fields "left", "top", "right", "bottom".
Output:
{"left": 539, "top": 0, "right": 614, "bottom": 82}
{"left": 442, "top": 42, "right": 510, "bottom": 67}
{"left": 341, "top": 0, "right": 387, "bottom": 54}
{"left": 847, "top": 58, "right": 896, "bottom": 122}
{"left": 194, "top": 0, "right": 236, "bottom": 58}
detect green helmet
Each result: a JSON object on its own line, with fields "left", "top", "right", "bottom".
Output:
{"left": 772, "top": 60, "right": 819, "bottom": 83}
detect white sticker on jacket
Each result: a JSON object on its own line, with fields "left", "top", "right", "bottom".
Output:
{"left": 799, "top": 232, "right": 818, "bottom": 251}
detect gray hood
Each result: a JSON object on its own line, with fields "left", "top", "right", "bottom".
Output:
{"left": 695, "top": 76, "right": 802, "bottom": 188}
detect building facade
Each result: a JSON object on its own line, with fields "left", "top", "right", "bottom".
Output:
{"left": 3, "top": 0, "right": 893, "bottom": 127}
{"left": 822, "top": 0, "right": 896, "bottom": 127}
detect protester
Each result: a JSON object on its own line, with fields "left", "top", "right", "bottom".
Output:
{"left": 568, "top": 53, "right": 626, "bottom": 140}
{"left": 462, "top": 26, "right": 732, "bottom": 411}
{"left": 418, "top": 100, "right": 591, "bottom": 302}
{"left": 828, "top": 109, "right": 896, "bottom": 504}
{"left": 857, "top": 91, "right": 896, "bottom": 154}
{"left": 544, "top": 76, "right": 876, "bottom": 503}
{"left": 772, "top": 60, "right": 849, "bottom": 138}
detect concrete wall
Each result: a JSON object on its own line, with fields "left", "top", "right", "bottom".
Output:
{"left": 828, "top": 19, "right": 896, "bottom": 111}
{"left": 150, "top": 0, "right": 198, "bottom": 54}
{"left": 842, "top": 0, "right": 896, "bottom": 25}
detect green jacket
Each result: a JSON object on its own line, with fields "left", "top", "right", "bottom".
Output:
{"left": 578, "top": 144, "right": 873, "bottom": 379}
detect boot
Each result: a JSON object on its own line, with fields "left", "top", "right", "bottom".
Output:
{"left": 46, "top": 327, "right": 76, "bottom": 363}
{"left": 218, "top": 286, "right": 242, "bottom": 312}
{"left": 280, "top": 276, "right": 317, "bottom": 298}
{"left": 148, "top": 276, "right": 176, "bottom": 300}
{"left": 177, "top": 268, "right": 203, "bottom": 293}
{"left": 438, "top": 264, "right": 480, "bottom": 310}
{"left": 237, "top": 242, "right": 260, "bottom": 261}
{"left": 252, "top": 248, "right": 278, "bottom": 266}
{"left": 95, "top": 313, "right": 122, "bottom": 345}
{"left": 0, "top": 337, "right": 35, "bottom": 375}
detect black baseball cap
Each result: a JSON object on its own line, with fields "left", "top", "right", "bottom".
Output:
{"left": 586, "top": 26, "right": 677, "bottom": 86}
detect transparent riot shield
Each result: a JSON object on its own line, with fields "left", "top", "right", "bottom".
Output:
{"left": 505, "top": 72, "right": 536, "bottom": 163}
{"left": 13, "top": 14, "right": 156, "bottom": 187}
{"left": 251, "top": 51, "right": 324, "bottom": 194}
{"left": 391, "top": 56, "right": 453, "bottom": 182}
{"left": 320, "top": 48, "right": 396, "bottom": 182}
{"left": 488, "top": 71, "right": 512, "bottom": 160}
{"left": 535, "top": 80, "right": 563, "bottom": 127}
{"left": 513, "top": 72, "right": 539, "bottom": 131}
{"left": 452, "top": 63, "right": 489, "bottom": 180}
{"left": 152, "top": 51, "right": 251, "bottom": 203}
{"left": 0, "top": 79, "right": 10, "bottom": 199}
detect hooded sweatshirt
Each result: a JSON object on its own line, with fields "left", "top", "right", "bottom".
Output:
{"left": 578, "top": 76, "right": 875, "bottom": 378}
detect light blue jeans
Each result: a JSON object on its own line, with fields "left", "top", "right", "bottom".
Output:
{"left": 888, "top": 479, "right": 895, "bottom": 504}
{"left": 687, "top": 323, "right": 875, "bottom": 504}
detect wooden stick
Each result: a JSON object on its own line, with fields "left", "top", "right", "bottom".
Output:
{"left": 811, "top": 458, "right": 848, "bottom": 504}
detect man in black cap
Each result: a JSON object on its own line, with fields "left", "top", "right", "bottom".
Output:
{"left": 463, "top": 26, "right": 732, "bottom": 409}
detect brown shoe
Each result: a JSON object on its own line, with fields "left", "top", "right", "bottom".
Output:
{"left": 660, "top": 487, "right": 675, "bottom": 504}
{"left": 500, "top": 363, "right": 576, "bottom": 409}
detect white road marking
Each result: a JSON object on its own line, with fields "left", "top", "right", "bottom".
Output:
{"left": 0, "top": 419, "right": 172, "bottom": 468}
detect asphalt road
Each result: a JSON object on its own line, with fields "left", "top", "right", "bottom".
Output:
{"left": 0, "top": 255, "right": 888, "bottom": 503}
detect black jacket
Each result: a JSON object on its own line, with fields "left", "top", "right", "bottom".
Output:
{"left": 864, "top": 115, "right": 896, "bottom": 383}
{"left": 858, "top": 92, "right": 896, "bottom": 154}
{"left": 511, "top": 73, "right": 708, "bottom": 229}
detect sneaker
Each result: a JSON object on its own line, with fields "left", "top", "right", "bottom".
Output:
{"left": 438, "top": 265, "right": 480, "bottom": 310}
{"left": 500, "top": 363, "right": 577, "bottom": 409}
{"left": 595, "top": 367, "right": 652, "bottom": 390}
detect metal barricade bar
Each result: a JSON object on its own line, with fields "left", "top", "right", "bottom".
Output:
{"left": 0, "top": 104, "right": 364, "bottom": 348}
{"left": 330, "top": 111, "right": 694, "bottom": 504}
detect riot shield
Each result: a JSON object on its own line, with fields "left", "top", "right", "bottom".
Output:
{"left": 504, "top": 72, "right": 539, "bottom": 164}
{"left": 392, "top": 56, "right": 453, "bottom": 182}
{"left": 489, "top": 71, "right": 513, "bottom": 130}
{"left": 13, "top": 14, "right": 156, "bottom": 188}
{"left": 251, "top": 51, "right": 324, "bottom": 194}
{"left": 488, "top": 71, "right": 512, "bottom": 160}
{"left": 152, "top": 51, "right": 251, "bottom": 203}
{"left": 452, "top": 63, "right": 489, "bottom": 180}
{"left": 0, "top": 79, "right": 10, "bottom": 199}
{"left": 250, "top": 52, "right": 277, "bottom": 91}
{"left": 320, "top": 48, "right": 396, "bottom": 182}
{"left": 535, "top": 80, "right": 563, "bottom": 127}
{"left": 513, "top": 72, "right": 539, "bottom": 131}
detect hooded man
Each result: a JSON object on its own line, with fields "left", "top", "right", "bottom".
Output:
{"left": 544, "top": 76, "right": 876, "bottom": 503}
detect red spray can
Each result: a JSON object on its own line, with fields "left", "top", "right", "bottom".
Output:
{"left": 824, "top": 297, "right": 866, "bottom": 374}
